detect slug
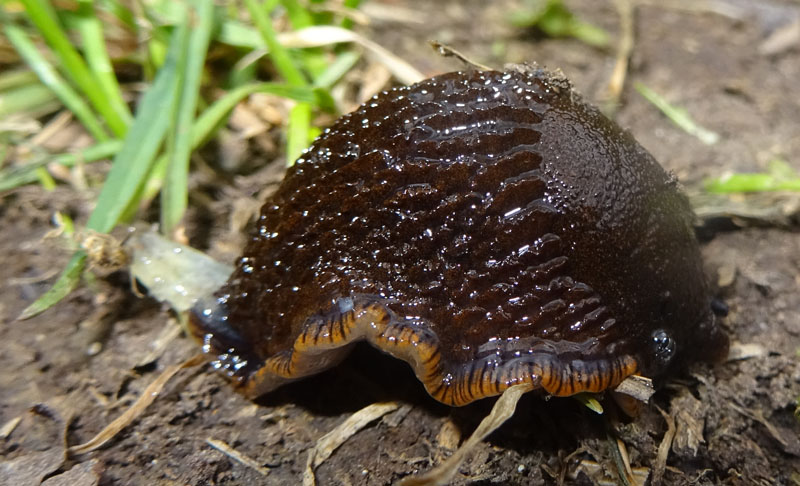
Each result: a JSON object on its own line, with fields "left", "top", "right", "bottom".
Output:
{"left": 187, "top": 68, "right": 729, "bottom": 406}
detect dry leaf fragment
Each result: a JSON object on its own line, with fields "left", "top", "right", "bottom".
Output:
{"left": 0, "top": 405, "right": 67, "bottom": 486}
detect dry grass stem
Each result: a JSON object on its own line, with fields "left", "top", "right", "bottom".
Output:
{"left": 605, "top": 0, "right": 635, "bottom": 111}
{"left": 206, "top": 438, "right": 271, "bottom": 476}
{"left": 303, "top": 401, "right": 400, "bottom": 486}
{"left": 398, "top": 384, "right": 532, "bottom": 486}
{"left": 652, "top": 405, "right": 676, "bottom": 486}
{"left": 68, "top": 353, "right": 207, "bottom": 455}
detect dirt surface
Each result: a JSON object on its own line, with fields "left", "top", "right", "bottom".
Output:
{"left": 2, "top": 0, "right": 800, "bottom": 485}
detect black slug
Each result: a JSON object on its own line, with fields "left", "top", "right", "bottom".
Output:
{"left": 188, "top": 68, "right": 729, "bottom": 406}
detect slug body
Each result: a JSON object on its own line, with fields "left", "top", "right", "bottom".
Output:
{"left": 189, "top": 69, "right": 728, "bottom": 406}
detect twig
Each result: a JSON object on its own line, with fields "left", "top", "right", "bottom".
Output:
{"left": 428, "top": 41, "right": 492, "bottom": 71}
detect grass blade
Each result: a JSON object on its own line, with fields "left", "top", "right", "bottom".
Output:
{"left": 278, "top": 26, "right": 425, "bottom": 85}
{"left": 0, "top": 68, "right": 39, "bottom": 91}
{"left": 279, "top": 0, "right": 314, "bottom": 28}
{"left": 34, "top": 166, "right": 56, "bottom": 190}
{"left": 313, "top": 50, "right": 360, "bottom": 88}
{"left": 193, "top": 82, "right": 327, "bottom": 146}
{"left": 4, "top": 22, "right": 110, "bottom": 141}
{"left": 75, "top": 0, "right": 133, "bottom": 126}
{"left": 161, "top": 0, "right": 214, "bottom": 235}
{"left": 341, "top": 0, "right": 363, "bottom": 29}
{"left": 136, "top": 82, "right": 328, "bottom": 205}
{"left": 86, "top": 19, "right": 189, "bottom": 233}
{"left": 18, "top": 252, "right": 87, "bottom": 320}
{"left": 20, "top": 11, "right": 191, "bottom": 317}
{"left": 217, "top": 18, "right": 264, "bottom": 48}
{"left": 19, "top": 0, "right": 129, "bottom": 137}
{"left": 705, "top": 159, "right": 800, "bottom": 193}
{"left": 243, "top": 0, "right": 307, "bottom": 86}
{"left": 509, "top": 0, "right": 609, "bottom": 48}
{"left": 0, "top": 83, "right": 57, "bottom": 120}
{"left": 97, "top": 0, "right": 136, "bottom": 30}
{"left": 0, "top": 139, "right": 123, "bottom": 193}
{"left": 634, "top": 82, "right": 720, "bottom": 145}
{"left": 286, "top": 102, "right": 311, "bottom": 165}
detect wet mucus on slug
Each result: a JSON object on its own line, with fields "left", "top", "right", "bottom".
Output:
{"left": 187, "top": 67, "right": 729, "bottom": 406}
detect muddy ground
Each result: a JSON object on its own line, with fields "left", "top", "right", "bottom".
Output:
{"left": 2, "top": 0, "right": 800, "bottom": 485}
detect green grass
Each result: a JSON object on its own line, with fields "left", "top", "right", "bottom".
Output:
{"left": 632, "top": 83, "right": 800, "bottom": 195}
{"left": 705, "top": 159, "right": 800, "bottom": 194}
{"left": 634, "top": 81, "right": 720, "bottom": 146}
{"left": 508, "top": 0, "right": 609, "bottom": 48}
{"left": 0, "top": 0, "right": 366, "bottom": 318}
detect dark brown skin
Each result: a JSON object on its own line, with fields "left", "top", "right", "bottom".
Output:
{"left": 189, "top": 68, "right": 729, "bottom": 406}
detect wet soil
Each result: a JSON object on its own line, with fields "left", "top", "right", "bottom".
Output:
{"left": 2, "top": 0, "right": 800, "bottom": 485}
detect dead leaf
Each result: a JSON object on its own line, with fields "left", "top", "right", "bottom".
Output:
{"left": 0, "top": 405, "right": 67, "bottom": 486}
{"left": 41, "top": 460, "right": 101, "bottom": 486}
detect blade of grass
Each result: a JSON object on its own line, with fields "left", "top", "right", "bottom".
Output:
{"left": 634, "top": 82, "right": 720, "bottom": 145}
{"left": 341, "top": 0, "right": 363, "bottom": 29}
{"left": 573, "top": 393, "right": 604, "bottom": 414}
{"left": 4, "top": 23, "right": 110, "bottom": 141}
{"left": 19, "top": 0, "right": 129, "bottom": 137}
{"left": 286, "top": 102, "right": 311, "bottom": 165}
{"left": 18, "top": 251, "right": 87, "bottom": 320}
{"left": 245, "top": 0, "right": 316, "bottom": 166}
{"left": 280, "top": 0, "right": 314, "bottom": 28}
{"left": 509, "top": 0, "right": 609, "bottom": 48}
{"left": 19, "top": 12, "right": 191, "bottom": 318}
{"left": 280, "top": 0, "right": 330, "bottom": 81}
{"left": 86, "top": 18, "right": 189, "bottom": 233}
{"left": 244, "top": 0, "right": 307, "bottom": 87}
{"left": 705, "top": 160, "right": 800, "bottom": 193}
{"left": 74, "top": 0, "right": 133, "bottom": 126}
{"left": 217, "top": 18, "right": 264, "bottom": 48}
{"left": 0, "top": 139, "right": 123, "bottom": 193}
{"left": 138, "top": 82, "right": 332, "bottom": 205}
{"left": 193, "top": 83, "right": 330, "bottom": 146}
{"left": 0, "top": 83, "right": 58, "bottom": 120}
{"left": 706, "top": 173, "right": 800, "bottom": 193}
{"left": 0, "top": 69, "right": 39, "bottom": 91}
{"left": 278, "top": 26, "right": 425, "bottom": 85}
{"left": 161, "top": 0, "right": 214, "bottom": 235}
{"left": 34, "top": 166, "right": 56, "bottom": 190}
{"left": 313, "top": 50, "right": 360, "bottom": 88}
{"left": 97, "top": 0, "right": 136, "bottom": 30}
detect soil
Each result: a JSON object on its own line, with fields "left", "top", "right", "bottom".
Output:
{"left": 2, "top": 0, "right": 800, "bottom": 485}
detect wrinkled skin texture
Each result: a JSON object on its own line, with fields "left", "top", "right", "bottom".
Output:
{"left": 189, "top": 69, "right": 728, "bottom": 405}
